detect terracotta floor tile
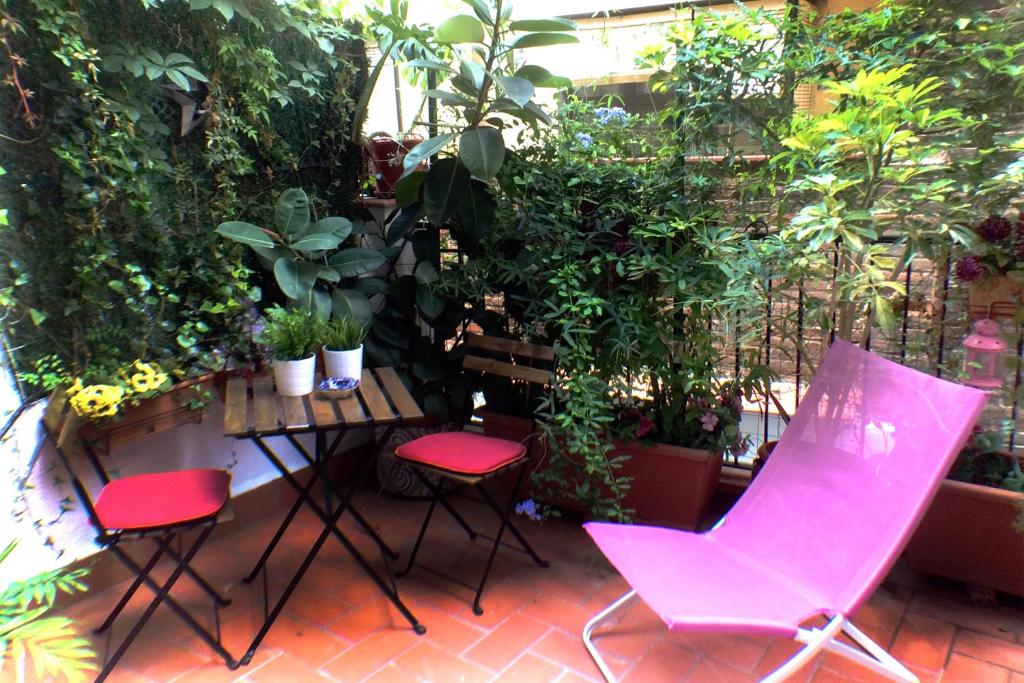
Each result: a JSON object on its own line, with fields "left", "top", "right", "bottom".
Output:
{"left": 363, "top": 663, "right": 420, "bottom": 683}
{"left": 941, "top": 653, "right": 1012, "bottom": 683}
{"left": 890, "top": 612, "right": 956, "bottom": 673}
{"left": 852, "top": 585, "right": 910, "bottom": 634}
{"left": 909, "top": 593, "right": 1023, "bottom": 642}
{"left": 953, "top": 629, "right": 1024, "bottom": 673}
{"left": 326, "top": 597, "right": 396, "bottom": 642}
{"left": 493, "top": 653, "right": 566, "bottom": 683}
{"left": 413, "top": 604, "right": 488, "bottom": 654}
{"left": 1011, "top": 672, "right": 1024, "bottom": 683}
{"left": 392, "top": 641, "right": 492, "bottom": 683}
{"left": 685, "top": 658, "right": 759, "bottom": 682}
{"left": 282, "top": 584, "right": 353, "bottom": 626}
{"left": 623, "top": 638, "right": 701, "bottom": 683}
{"left": 320, "top": 628, "right": 419, "bottom": 683}
{"left": 263, "top": 614, "right": 350, "bottom": 668}
{"left": 751, "top": 639, "right": 815, "bottom": 681}
{"left": 464, "top": 613, "right": 550, "bottom": 671}
{"left": 243, "top": 652, "right": 334, "bottom": 682}
{"left": 592, "top": 599, "right": 664, "bottom": 662}
{"left": 555, "top": 672, "right": 599, "bottom": 683}
{"left": 530, "top": 628, "right": 630, "bottom": 680}
{"left": 521, "top": 592, "right": 597, "bottom": 635}
{"left": 672, "top": 633, "right": 771, "bottom": 673}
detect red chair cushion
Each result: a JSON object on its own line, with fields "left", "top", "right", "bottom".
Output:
{"left": 394, "top": 431, "right": 526, "bottom": 475}
{"left": 94, "top": 469, "right": 230, "bottom": 531}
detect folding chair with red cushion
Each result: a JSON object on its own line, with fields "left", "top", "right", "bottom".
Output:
{"left": 583, "top": 339, "right": 987, "bottom": 682}
{"left": 42, "top": 390, "right": 237, "bottom": 682}
{"left": 394, "top": 333, "right": 551, "bottom": 615}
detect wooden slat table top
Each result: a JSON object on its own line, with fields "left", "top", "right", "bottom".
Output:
{"left": 223, "top": 368, "right": 419, "bottom": 437}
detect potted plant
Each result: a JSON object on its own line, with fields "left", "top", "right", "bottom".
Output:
{"left": 367, "top": 132, "right": 425, "bottom": 197}
{"left": 904, "top": 428, "right": 1024, "bottom": 596}
{"left": 322, "top": 316, "right": 368, "bottom": 379}
{"left": 954, "top": 213, "right": 1024, "bottom": 319}
{"left": 262, "top": 306, "right": 323, "bottom": 396}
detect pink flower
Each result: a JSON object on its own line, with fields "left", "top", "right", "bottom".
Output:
{"left": 635, "top": 415, "right": 654, "bottom": 438}
{"left": 700, "top": 412, "right": 719, "bottom": 432}
{"left": 955, "top": 255, "right": 984, "bottom": 282}
{"left": 976, "top": 215, "right": 1012, "bottom": 243}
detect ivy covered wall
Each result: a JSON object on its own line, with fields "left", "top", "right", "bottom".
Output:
{"left": 0, "top": 0, "right": 367, "bottom": 388}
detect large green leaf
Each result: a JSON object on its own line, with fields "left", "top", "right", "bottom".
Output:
{"left": 423, "top": 89, "right": 476, "bottom": 107}
{"left": 494, "top": 75, "right": 534, "bottom": 107}
{"left": 274, "top": 188, "right": 310, "bottom": 237}
{"left": 435, "top": 15, "right": 485, "bottom": 44}
{"left": 458, "top": 180, "right": 496, "bottom": 247}
{"left": 416, "top": 285, "right": 445, "bottom": 318}
{"left": 402, "top": 133, "right": 455, "bottom": 176}
{"left": 312, "top": 288, "right": 332, "bottom": 320}
{"left": 273, "top": 256, "right": 318, "bottom": 300}
{"left": 509, "top": 18, "right": 577, "bottom": 32}
{"left": 216, "top": 221, "right": 274, "bottom": 248}
{"left": 251, "top": 244, "right": 278, "bottom": 269}
{"left": 393, "top": 171, "right": 426, "bottom": 208}
{"left": 331, "top": 288, "right": 373, "bottom": 323}
{"left": 314, "top": 265, "right": 340, "bottom": 283}
{"left": 515, "top": 65, "right": 572, "bottom": 89}
{"left": 459, "top": 128, "right": 505, "bottom": 180}
{"left": 460, "top": 0, "right": 492, "bottom": 24}
{"left": 460, "top": 59, "right": 485, "bottom": 91}
{"left": 291, "top": 232, "right": 342, "bottom": 251}
{"left": 387, "top": 205, "right": 422, "bottom": 245}
{"left": 310, "top": 216, "right": 353, "bottom": 243}
{"left": 511, "top": 33, "right": 578, "bottom": 49}
{"left": 353, "top": 277, "right": 389, "bottom": 296}
{"left": 329, "top": 248, "right": 387, "bottom": 277}
{"left": 372, "top": 316, "right": 411, "bottom": 349}
{"left": 423, "top": 158, "right": 470, "bottom": 225}
{"left": 414, "top": 261, "right": 439, "bottom": 284}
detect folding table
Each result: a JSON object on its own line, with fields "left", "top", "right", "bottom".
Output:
{"left": 223, "top": 367, "right": 426, "bottom": 666}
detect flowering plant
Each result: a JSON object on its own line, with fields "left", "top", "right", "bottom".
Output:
{"left": 954, "top": 214, "right": 1024, "bottom": 285}
{"left": 66, "top": 360, "right": 171, "bottom": 420}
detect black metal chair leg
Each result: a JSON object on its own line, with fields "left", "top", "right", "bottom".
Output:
{"left": 411, "top": 468, "right": 477, "bottom": 540}
{"left": 164, "top": 541, "right": 232, "bottom": 605}
{"left": 101, "top": 527, "right": 237, "bottom": 681}
{"left": 243, "top": 472, "right": 318, "bottom": 583}
{"left": 472, "top": 466, "right": 532, "bottom": 616}
{"left": 396, "top": 487, "right": 439, "bottom": 578}
{"left": 479, "top": 482, "right": 550, "bottom": 568}
{"left": 94, "top": 538, "right": 168, "bottom": 634}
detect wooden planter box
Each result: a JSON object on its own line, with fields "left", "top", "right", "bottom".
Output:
{"left": 904, "top": 453, "right": 1024, "bottom": 597}
{"left": 477, "top": 409, "right": 721, "bottom": 529}
{"left": 78, "top": 373, "right": 218, "bottom": 451}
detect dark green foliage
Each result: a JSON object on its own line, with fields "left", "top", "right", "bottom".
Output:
{"left": 0, "top": 0, "right": 367, "bottom": 387}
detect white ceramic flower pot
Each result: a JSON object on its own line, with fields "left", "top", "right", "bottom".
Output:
{"left": 323, "top": 345, "right": 363, "bottom": 379}
{"left": 273, "top": 355, "right": 316, "bottom": 396}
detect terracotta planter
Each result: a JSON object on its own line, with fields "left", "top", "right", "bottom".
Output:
{"left": 367, "top": 134, "right": 424, "bottom": 197}
{"left": 614, "top": 440, "right": 723, "bottom": 530}
{"left": 968, "top": 275, "right": 1023, "bottom": 319}
{"left": 904, "top": 453, "right": 1024, "bottom": 597}
{"left": 78, "top": 372, "right": 217, "bottom": 451}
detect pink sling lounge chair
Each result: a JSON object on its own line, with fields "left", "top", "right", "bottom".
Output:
{"left": 583, "top": 339, "right": 987, "bottom": 682}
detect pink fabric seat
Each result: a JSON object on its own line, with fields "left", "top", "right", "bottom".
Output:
{"left": 394, "top": 431, "right": 526, "bottom": 475}
{"left": 583, "top": 340, "right": 988, "bottom": 682}
{"left": 95, "top": 469, "right": 230, "bottom": 531}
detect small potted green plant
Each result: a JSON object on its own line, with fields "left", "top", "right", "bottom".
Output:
{"left": 262, "top": 306, "right": 323, "bottom": 396}
{"left": 322, "top": 316, "right": 368, "bottom": 379}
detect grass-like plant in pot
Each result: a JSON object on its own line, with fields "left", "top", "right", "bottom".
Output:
{"left": 262, "top": 306, "right": 323, "bottom": 396}
{"left": 322, "top": 316, "right": 368, "bottom": 380}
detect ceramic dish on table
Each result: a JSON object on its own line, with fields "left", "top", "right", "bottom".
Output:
{"left": 317, "top": 376, "right": 359, "bottom": 399}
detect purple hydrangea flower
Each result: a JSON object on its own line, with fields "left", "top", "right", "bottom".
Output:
{"left": 976, "top": 215, "right": 1012, "bottom": 242}
{"left": 955, "top": 255, "right": 984, "bottom": 282}
{"left": 575, "top": 132, "right": 593, "bottom": 149}
{"left": 515, "top": 499, "right": 542, "bottom": 522}
{"left": 595, "top": 106, "right": 628, "bottom": 126}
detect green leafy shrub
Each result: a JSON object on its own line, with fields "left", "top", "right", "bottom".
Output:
{"left": 0, "top": 541, "right": 95, "bottom": 682}
{"left": 261, "top": 306, "right": 323, "bottom": 361}
{"left": 0, "top": 0, "right": 367, "bottom": 388}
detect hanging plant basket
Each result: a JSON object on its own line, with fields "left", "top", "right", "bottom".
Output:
{"left": 967, "top": 275, "right": 1024, "bottom": 319}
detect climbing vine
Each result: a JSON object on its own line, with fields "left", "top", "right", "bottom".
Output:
{"left": 0, "top": 0, "right": 367, "bottom": 387}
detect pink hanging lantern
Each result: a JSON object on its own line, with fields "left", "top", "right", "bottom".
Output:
{"left": 963, "top": 318, "right": 1008, "bottom": 389}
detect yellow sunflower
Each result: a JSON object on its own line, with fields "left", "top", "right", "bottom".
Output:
{"left": 69, "top": 384, "right": 126, "bottom": 419}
